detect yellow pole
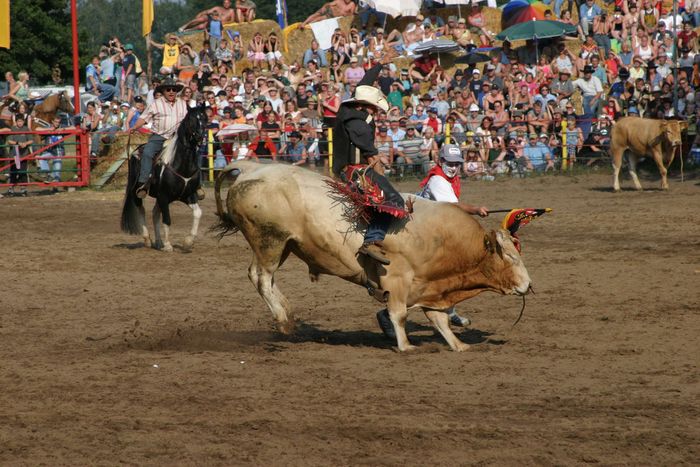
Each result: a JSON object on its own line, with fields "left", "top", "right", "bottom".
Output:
{"left": 208, "top": 130, "right": 214, "bottom": 181}
{"left": 561, "top": 121, "right": 568, "bottom": 171}
{"left": 445, "top": 123, "right": 451, "bottom": 144}
{"left": 327, "top": 127, "right": 333, "bottom": 175}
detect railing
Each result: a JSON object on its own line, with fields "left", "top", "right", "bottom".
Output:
{"left": 0, "top": 128, "right": 90, "bottom": 189}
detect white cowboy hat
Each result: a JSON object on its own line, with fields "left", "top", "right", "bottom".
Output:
{"left": 343, "top": 85, "right": 389, "bottom": 112}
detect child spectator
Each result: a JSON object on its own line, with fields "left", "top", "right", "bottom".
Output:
{"left": 6, "top": 113, "right": 32, "bottom": 196}
{"left": 206, "top": 10, "right": 223, "bottom": 51}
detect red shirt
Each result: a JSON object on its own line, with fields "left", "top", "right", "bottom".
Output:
{"left": 414, "top": 56, "right": 437, "bottom": 76}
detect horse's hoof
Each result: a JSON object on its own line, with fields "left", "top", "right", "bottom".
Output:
{"left": 183, "top": 236, "right": 194, "bottom": 250}
{"left": 453, "top": 342, "right": 471, "bottom": 352}
{"left": 143, "top": 239, "right": 152, "bottom": 249}
{"left": 161, "top": 244, "right": 173, "bottom": 252}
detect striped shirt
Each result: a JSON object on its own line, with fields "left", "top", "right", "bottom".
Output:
{"left": 140, "top": 97, "right": 188, "bottom": 138}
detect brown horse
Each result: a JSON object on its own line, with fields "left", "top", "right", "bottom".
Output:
{"left": 32, "top": 91, "right": 74, "bottom": 128}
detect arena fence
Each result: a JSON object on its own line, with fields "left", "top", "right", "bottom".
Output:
{"left": 0, "top": 128, "right": 90, "bottom": 190}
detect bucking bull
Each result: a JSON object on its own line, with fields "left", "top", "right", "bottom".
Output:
{"left": 214, "top": 161, "right": 532, "bottom": 352}
{"left": 611, "top": 117, "right": 688, "bottom": 191}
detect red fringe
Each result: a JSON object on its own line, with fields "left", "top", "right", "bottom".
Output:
{"left": 325, "top": 173, "right": 409, "bottom": 228}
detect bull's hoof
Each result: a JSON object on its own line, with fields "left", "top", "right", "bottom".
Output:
{"left": 452, "top": 341, "right": 471, "bottom": 352}
{"left": 143, "top": 238, "right": 152, "bottom": 249}
{"left": 397, "top": 343, "right": 418, "bottom": 352}
{"left": 161, "top": 243, "right": 174, "bottom": 252}
{"left": 277, "top": 319, "right": 296, "bottom": 335}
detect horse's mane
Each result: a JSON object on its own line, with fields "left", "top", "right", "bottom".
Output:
{"left": 162, "top": 106, "right": 205, "bottom": 166}
{"left": 176, "top": 106, "right": 204, "bottom": 148}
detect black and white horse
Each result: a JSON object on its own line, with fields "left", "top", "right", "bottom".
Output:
{"left": 121, "top": 105, "right": 208, "bottom": 251}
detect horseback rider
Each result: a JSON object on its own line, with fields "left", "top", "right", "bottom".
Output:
{"left": 332, "top": 59, "right": 406, "bottom": 266}
{"left": 129, "top": 77, "right": 205, "bottom": 200}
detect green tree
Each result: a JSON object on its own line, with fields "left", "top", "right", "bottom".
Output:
{"left": 0, "top": 0, "right": 87, "bottom": 85}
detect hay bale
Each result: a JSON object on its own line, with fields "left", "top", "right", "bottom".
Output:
{"left": 92, "top": 133, "right": 148, "bottom": 188}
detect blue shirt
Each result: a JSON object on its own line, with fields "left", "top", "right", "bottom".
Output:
{"left": 85, "top": 64, "right": 100, "bottom": 91}
{"left": 100, "top": 57, "right": 115, "bottom": 81}
{"left": 523, "top": 142, "right": 551, "bottom": 169}
{"left": 208, "top": 18, "right": 222, "bottom": 39}
{"left": 387, "top": 128, "right": 405, "bottom": 143}
{"left": 580, "top": 3, "right": 602, "bottom": 23}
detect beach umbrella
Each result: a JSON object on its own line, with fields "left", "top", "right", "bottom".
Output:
{"left": 454, "top": 52, "right": 491, "bottom": 64}
{"left": 414, "top": 38, "right": 462, "bottom": 65}
{"left": 217, "top": 124, "right": 258, "bottom": 138}
{"left": 501, "top": 0, "right": 549, "bottom": 29}
{"left": 437, "top": 0, "right": 487, "bottom": 18}
{"left": 367, "top": 0, "right": 422, "bottom": 18}
{"left": 495, "top": 19, "right": 577, "bottom": 41}
{"left": 495, "top": 20, "right": 577, "bottom": 63}
{"left": 414, "top": 39, "right": 462, "bottom": 54}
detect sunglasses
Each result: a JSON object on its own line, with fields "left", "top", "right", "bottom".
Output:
{"left": 163, "top": 87, "right": 179, "bottom": 92}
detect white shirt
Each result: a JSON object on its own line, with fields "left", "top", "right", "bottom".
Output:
{"left": 572, "top": 76, "right": 603, "bottom": 96}
{"left": 422, "top": 175, "right": 459, "bottom": 203}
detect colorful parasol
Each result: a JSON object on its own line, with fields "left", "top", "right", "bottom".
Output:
{"left": 501, "top": 0, "right": 549, "bottom": 30}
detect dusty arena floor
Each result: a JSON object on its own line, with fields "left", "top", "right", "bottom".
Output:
{"left": 1, "top": 172, "right": 698, "bottom": 465}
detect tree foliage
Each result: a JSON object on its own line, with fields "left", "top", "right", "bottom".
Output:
{"left": 0, "top": 0, "right": 86, "bottom": 85}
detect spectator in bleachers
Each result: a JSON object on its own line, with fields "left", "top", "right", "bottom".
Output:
{"left": 149, "top": 34, "right": 184, "bottom": 76}
{"left": 235, "top": 0, "right": 256, "bottom": 23}
{"left": 280, "top": 131, "right": 307, "bottom": 166}
{"left": 523, "top": 133, "right": 553, "bottom": 171}
{"left": 580, "top": 0, "right": 602, "bottom": 37}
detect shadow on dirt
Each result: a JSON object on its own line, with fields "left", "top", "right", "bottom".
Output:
{"left": 115, "top": 320, "right": 506, "bottom": 353}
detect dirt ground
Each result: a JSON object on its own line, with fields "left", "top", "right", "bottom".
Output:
{"left": 1, "top": 171, "right": 698, "bottom": 465}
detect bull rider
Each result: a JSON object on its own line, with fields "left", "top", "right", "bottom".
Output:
{"left": 332, "top": 61, "right": 407, "bottom": 266}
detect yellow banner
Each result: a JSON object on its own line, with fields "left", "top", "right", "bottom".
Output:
{"left": 142, "top": 0, "right": 154, "bottom": 37}
{"left": 0, "top": 0, "right": 10, "bottom": 49}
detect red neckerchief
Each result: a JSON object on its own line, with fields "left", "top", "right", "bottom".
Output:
{"left": 420, "top": 164, "right": 461, "bottom": 198}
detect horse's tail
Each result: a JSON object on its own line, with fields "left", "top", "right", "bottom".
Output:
{"left": 120, "top": 153, "right": 143, "bottom": 235}
{"left": 211, "top": 164, "right": 242, "bottom": 238}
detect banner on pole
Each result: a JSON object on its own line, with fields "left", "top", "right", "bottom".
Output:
{"left": 143, "top": 0, "right": 154, "bottom": 37}
{"left": 276, "top": 0, "right": 288, "bottom": 29}
{"left": 0, "top": 0, "right": 10, "bottom": 49}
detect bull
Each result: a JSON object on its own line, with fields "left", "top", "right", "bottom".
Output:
{"left": 611, "top": 117, "right": 688, "bottom": 191}
{"left": 214, "top": 161, "right": 531, "bottom": 352}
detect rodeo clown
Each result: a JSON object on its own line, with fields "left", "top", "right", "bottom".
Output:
{"left": 375, "top": 143, "right": 491, "bottom": 338}
{"left": 332, "top": 60, "right": 407, "bottom": 266}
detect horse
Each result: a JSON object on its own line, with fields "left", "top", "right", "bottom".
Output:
{"left": 120, "top": 105, "right": 208, "bottom": 252}
{"left": 32, "top": 91, "right": 74, "bottom": 128}
{"left": 0, "top": 91, "right": 74, "bottom": 129}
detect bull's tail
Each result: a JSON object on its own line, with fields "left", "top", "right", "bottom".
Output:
{"left": 120, "top": 154, "right": 143, "bottom": 235}
{"left": 210, "top": 164, "right": 242, "bottom": 238}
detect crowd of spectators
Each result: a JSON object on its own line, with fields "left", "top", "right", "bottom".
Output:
{"left": 2, "top": 0, "right": 700, "bottom": 190}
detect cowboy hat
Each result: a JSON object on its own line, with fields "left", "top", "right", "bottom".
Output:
{"left": 343, "top": 85, "right": 389, "bottom": 112}
{"left": 155, "top": 77, "right": 184, "bottom": 94}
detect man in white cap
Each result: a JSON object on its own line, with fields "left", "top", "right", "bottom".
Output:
{"left": 332, "top": 59, "right": 404, "bottom": 266}
{"left": 376, "top": 143, "right": 489, "bottom": 338}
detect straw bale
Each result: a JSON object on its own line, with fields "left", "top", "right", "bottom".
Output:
{"left": 93, "top": 133, "right": 148, "bottom": 188}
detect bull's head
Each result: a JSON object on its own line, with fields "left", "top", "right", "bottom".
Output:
{"left": 661, "top": 120, "right": 687, "bottom": 147}
{"left": 484, "top": 229, "right": 531, "bottom": 296}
